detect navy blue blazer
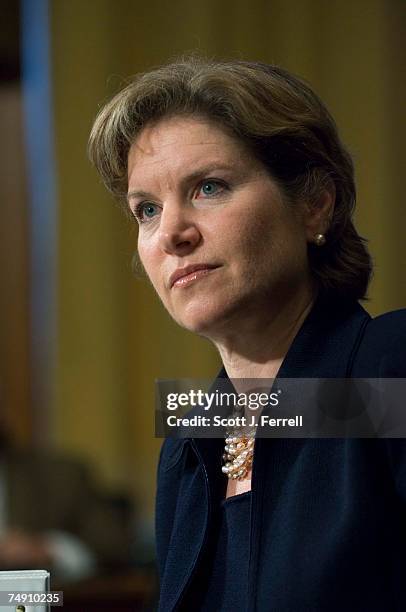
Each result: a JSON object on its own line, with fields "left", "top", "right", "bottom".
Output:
{"left": 156, "top": 298, "right": 406, "bottom": 611}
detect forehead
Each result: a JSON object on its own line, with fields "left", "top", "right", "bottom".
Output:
{"left": 127, "top": 115, "right": 253, "bottom": 185}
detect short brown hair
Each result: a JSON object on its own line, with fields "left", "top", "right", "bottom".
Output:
{"left": 88, "top": 56, "right": 372, "bottom": 300}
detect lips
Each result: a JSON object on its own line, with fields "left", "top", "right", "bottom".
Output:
{"left": 170, "top": 264, "right": 220, "bottom": 288}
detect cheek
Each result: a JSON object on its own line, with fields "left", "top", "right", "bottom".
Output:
{"left": 137, "top": 240, "right": 160, "bottom": 286}
{"left": 236, "top": 210, "right": 277, "bottom": 255}
{"left": 136, "top": 240, "right": 148, "bottom": 273}
{"left": 240, "top": 207, "right": 305, "bottom": 270}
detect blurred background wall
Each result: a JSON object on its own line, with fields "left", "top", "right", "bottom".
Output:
{"left": 1, "top": 0, "right": 405, "bottom": 529}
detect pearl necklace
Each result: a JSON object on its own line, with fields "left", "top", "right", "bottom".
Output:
{"left": 222, "top": 429, "right": 255, "bottom": 480}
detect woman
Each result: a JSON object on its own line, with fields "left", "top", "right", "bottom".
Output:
{"left": 88, "top": 58, "right": 406, "bottom": 611}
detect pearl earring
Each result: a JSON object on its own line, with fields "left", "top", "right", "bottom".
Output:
{"left": 314, "top": 233, "right": 326, "bottom": 246}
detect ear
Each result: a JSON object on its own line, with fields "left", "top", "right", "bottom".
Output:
{"left": 303, "top": 187, "right": 335, "bottom": 243}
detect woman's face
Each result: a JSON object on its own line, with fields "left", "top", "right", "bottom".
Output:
{"left": 127, "top": 116, "right": 313, "bottom": 337}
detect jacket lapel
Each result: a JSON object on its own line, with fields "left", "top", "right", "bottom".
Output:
{"left": 158, "top": 437, "right": 224, "bottom": 612}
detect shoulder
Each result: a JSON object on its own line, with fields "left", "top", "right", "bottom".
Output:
{"left": 365, "top": 308, "right": 406, "bottom": 332}
{"left": 352, "top": 307, "right": 406, "bottom": 376}
{"left": 361, "top": 308, "right": 406, "bottom": 354}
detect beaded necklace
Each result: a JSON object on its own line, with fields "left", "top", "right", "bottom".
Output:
{"left": 222, "top": 428, "right": 255, "bottom": 480}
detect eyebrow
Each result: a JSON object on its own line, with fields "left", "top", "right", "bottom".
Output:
{"left": 126, "top": 163, "right": 237, "bottom": 203}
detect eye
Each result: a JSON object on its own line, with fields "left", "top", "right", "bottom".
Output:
{"left": 134, "top": 201, "right": 160, "bottom": 223}
{"left": 195, "top": 179, "right": 227, "bottom": 199}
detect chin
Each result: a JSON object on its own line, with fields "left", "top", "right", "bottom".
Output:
{"left": 175, "top": 312, "right": 219, "bottom": 336}
{"left": 171, "top": 298, "right": 241, "bottom": 337}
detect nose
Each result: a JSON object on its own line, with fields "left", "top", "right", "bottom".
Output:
{"left": 158, "top": 203, "right": 201, "bottom": 255}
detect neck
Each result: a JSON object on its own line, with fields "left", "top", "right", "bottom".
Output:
{"left": 210, "top": 286, "right": 316, "bottom": 380}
